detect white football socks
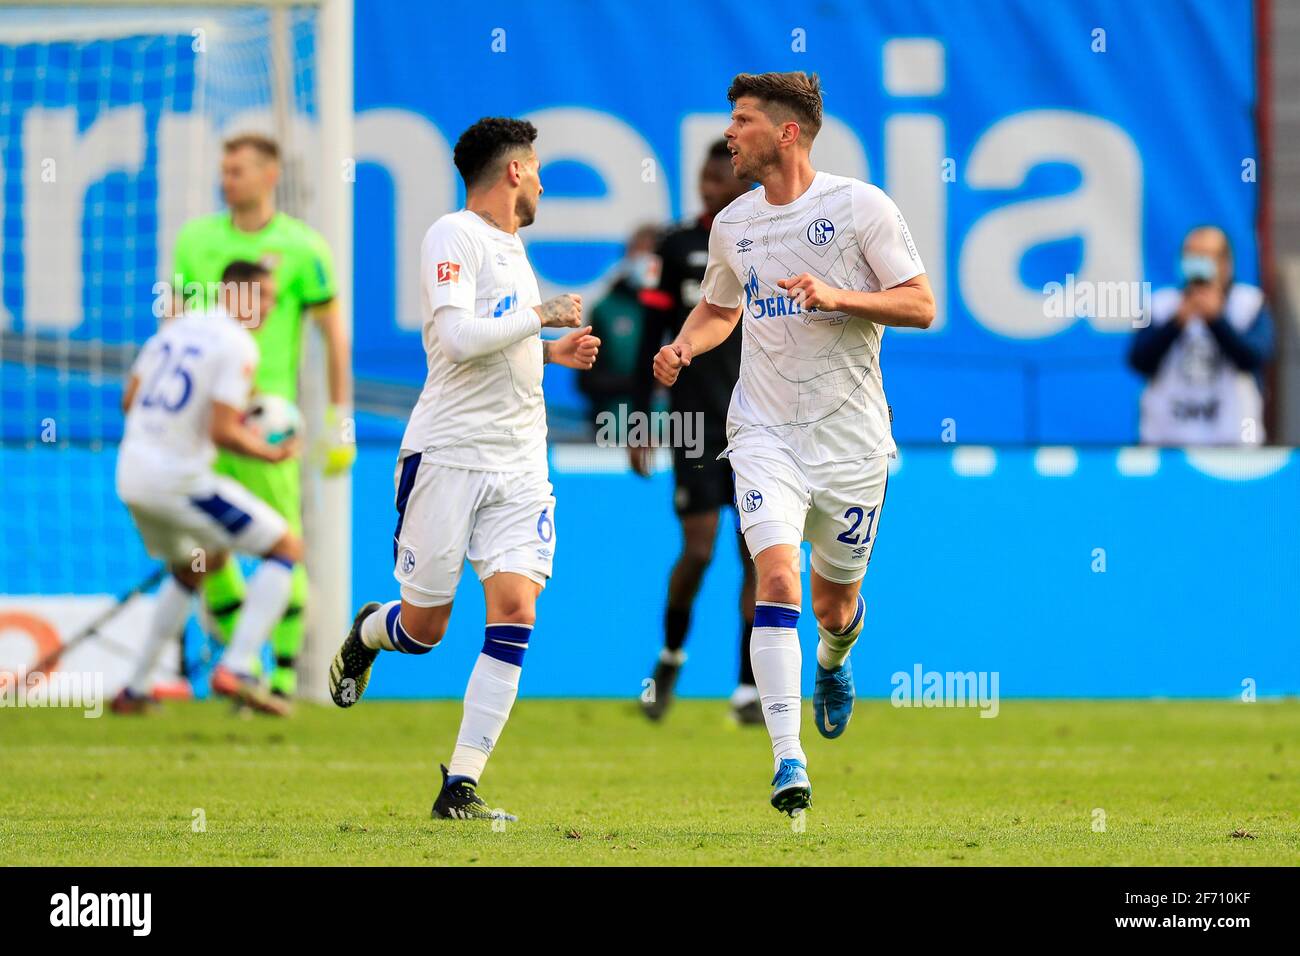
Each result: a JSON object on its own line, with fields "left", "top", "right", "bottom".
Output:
{"left": 816, "top": 594, "right": 866, "bottom": 670}
{"left": 447, "top": 624, "right": 530, "bottom": 784}
{"left": 220, "top": 557, "right": 293, "bottom": 675}
{"left": 128, "top": 576, "right": 193, "bottom": 695}
{"left": 360, "top": 600, "right": 435, "bottom": 654}
{"left": 750, "top": 602, "right": 805, "bottom": 771}
{"left": 361, "top": 601, "right": 396, "bottom": 650}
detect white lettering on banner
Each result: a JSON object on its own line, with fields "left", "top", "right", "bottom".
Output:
{"left": 523, "top": 107, "right": 669, "bottom": 240}
{"left": 519, "top": 106, "right": 670, "bottom": 307}
{"left": 22, "top": 106, "right": 145, "bottom": 331}
{"left": 156, "top": 111, "right": 215, "bottom": 282}
{"left": 961, "top": 109, "right": 1143, "bottom": 338}
{"left": 355, "top": 109, "right": 457, "bottom": 330}
{"left": 2, "top": 61, "right": 1150, "bottom": 344}
{"left": 886, "top": 113, "right": 946, "bottom": 331}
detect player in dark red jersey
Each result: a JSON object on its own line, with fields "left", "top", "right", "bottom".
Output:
{"left": 630, "top": 140, "right": 759, "bottom": 723}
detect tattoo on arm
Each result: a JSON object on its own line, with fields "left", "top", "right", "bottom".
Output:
{"left": 542, "top": 340, "right": 552, "bottom": 364}
{"left": 536, "top": 297, "right": 564, "bottom": 326}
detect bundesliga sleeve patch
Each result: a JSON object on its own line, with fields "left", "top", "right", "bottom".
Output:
{"left": 436, "top": 261, "right": 461, "bottom": 285}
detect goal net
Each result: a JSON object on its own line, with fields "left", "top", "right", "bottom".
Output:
{"left": 0, "top": 1, "right": 351, "bottom": 700}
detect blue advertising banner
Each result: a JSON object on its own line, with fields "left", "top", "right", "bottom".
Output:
{"left": 0, "top": 1, "right": 1259, "bottom": 444}
{"left": 4, "top": 443, "right": 1294, "bottom": 698}
{"left": 352, "top": 0, "right": 1259, "bottom": 444}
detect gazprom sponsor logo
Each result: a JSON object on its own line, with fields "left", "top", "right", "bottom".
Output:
{"left": 744, "top": 267, "right": 808, "bottom": 319}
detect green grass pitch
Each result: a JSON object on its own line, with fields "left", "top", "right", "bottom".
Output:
{"left": 2, "top": 698, "right": 1297, "bottom": 865}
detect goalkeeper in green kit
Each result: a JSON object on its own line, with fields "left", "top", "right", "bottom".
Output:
{"left": 170, "top": 133, "right": 354, "bottom": 704}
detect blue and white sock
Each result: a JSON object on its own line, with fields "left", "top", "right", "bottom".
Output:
{"left": 447, "top": 623, "right": 530, "bottom": 785}
{"left": 750, "top": 602, "right": 805, "bottom": 771}
{"left": 220, "top": 556, "right": 293, "bottom": 675}
{"left": 816, "top": 594, "right": 866, "bottom": 670}
{"left": 360, "top": 600, "right": 435, "bottom": 654}
{"left": 129, "top": 576, "right": 194, "bottom": 695}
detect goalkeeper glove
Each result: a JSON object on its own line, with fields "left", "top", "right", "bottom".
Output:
{"left": 320, "top": 403, "right": 357, "bottom": 475}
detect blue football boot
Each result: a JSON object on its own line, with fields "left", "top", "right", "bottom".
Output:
{"left": 770, "top": 757, "right": 812, "bottom": 815}
{"left": 814, "top": 656, "right": 855, "bottom": 739}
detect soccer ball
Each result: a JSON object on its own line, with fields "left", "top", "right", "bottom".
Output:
{"left": 245, "top": 394, "right": 302, "bottom": 445}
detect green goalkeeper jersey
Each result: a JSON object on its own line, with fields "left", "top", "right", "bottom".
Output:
{"left": 170, "top": 212, "right": 336, "bottom": 401}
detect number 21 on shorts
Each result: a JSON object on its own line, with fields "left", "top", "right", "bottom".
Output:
{"left": 836, "top": 505, "right": 878, "bottom": 546}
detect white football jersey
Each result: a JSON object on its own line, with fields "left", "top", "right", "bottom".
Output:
{"left": 117, "top": 309, "right": 258, "bottom": 495}
{"left": 701, "top": 171, "right": 924, "bottom": 465}
{"left": 401, "top": 210, "right": 546, "bottom": 472}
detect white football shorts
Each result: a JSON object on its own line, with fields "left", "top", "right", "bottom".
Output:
{"left": 122, "top": 473, "right": 288, "bottom": 566}
{"left": 727, "top": 435, "right": 889, "bottom": 585}
{"left": 391, "top": 452, "right": 557, "bottom": 607}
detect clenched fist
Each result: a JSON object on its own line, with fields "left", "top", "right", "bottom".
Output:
{"left": 533, "top": 293, "right": 583, "bottom": 329}
{"left": 653, "top": 342, "right": 693, "bottom": 387}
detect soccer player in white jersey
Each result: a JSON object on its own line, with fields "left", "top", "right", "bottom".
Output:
{"left": 654, "top": 73, "right": 935, "bottom": 815}
{"left": 115, "top": 260, "right": 304, "bottom": 717}
{"left": 328, "top": 118, "right": 600, "bottom": 821}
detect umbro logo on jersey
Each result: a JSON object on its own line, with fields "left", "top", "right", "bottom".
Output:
{"left": 436, "top": 261, "right": 461, "bottom": 285}
{"left": 736, "top": 238, "right": 753, "bottom": 250}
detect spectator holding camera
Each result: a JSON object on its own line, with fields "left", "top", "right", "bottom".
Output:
{"left": 1129, "top": 226, "right": 1274, "bottom": 445}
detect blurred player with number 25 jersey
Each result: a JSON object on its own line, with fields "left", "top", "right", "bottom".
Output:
{"left": 115, "top": 261, "right": 303, "bottom": 718}
{"left": 654, "top": 72, "right": 935, "bottom": 815}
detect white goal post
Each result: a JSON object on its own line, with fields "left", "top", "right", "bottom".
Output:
{"left": 0, "top": 0, "right": 354, "bottom": 702}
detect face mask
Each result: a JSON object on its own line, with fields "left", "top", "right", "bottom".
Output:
{"left": 624, "top": 252, "right": 660, "bottom": 290}
{"left": 1180, "top": 254, "right": 1217, "bottom": 285}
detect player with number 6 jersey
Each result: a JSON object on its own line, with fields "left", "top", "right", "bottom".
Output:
{"left": 328, "top": 117, "right": 601, "bottom": 822}
{"left": 653, "top": 72, "right": 935, "bottom": 816}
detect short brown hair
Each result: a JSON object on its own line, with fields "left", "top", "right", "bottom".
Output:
{"left": 223, "top": 133, "right": 280, "bottom": 162}
{"left": 221, "top": 259, "right": 271, "bottom": 285}
{"left": 727, "top": 71, "right": 823, "bottom": 143}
